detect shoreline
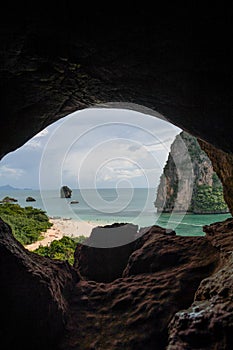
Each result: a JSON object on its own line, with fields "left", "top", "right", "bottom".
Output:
{"left": 25, "top": 218, "right": 104, "bottom": 251}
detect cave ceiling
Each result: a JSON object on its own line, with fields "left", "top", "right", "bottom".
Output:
{"left": 0, "top": 4, "right": 233, "bottom": 158}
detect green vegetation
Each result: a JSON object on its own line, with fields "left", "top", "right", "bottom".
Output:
{"left": 193, "top": 185, "right": 228, "bottom": 213}
{"left": 0, "top": 202, "right": 87, "bottom": 265}
{"left": 155, "top": 131, "right": 229, "bottom": 213}
{"left": 34, "top": 235, "right": 86, "bottom": 265}
{"left": 0, "top": 203, "right": 52, "bottom": 245}
{"left": 212, "top": 172, "right": 222, "bottom": 188}
{"left": 183, "top": 134, "right": 202, "bottom": 162}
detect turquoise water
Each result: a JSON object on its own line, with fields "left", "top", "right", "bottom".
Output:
{"left": 0, "top": 188, "right": 231, "bottom": 236}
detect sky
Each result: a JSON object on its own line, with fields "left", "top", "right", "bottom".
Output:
{"left": 0, "top": 108, "right": 181, "bottom": 189}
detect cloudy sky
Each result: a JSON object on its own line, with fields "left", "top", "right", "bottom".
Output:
{"left": 0, "top": 108, "right": 181, "bottom": 189}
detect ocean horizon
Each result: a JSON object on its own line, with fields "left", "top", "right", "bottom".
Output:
{"left": 0, "top": 188, "right": 231, "bottom": 236}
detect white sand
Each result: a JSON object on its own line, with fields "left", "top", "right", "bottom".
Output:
{"left": 25, "top": 218, "right": 100, "bottom": 251}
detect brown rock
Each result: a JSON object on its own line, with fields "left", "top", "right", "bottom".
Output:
{"left": 0, "top": 218, "right": 79, "bottom": 350}
{"left": 74, "top": 223, "right": 138, "bottom": 282}
{"left": 74, "top": 224, "right": 175, "bottom": 283}
{"left": 123, "top": 226, "right": 212, "bottom": 277}
{"left": 0, "top": 5, "right": 232, "bottom": 350}
{"left": 167, "top": 218, "right": 233, "bottom": 350}
{"left": 66, "top": 225, "right": 220, "bottom": 349}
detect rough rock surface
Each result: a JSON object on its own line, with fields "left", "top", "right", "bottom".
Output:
{"left": 0, "top": 218, "right": 79, "bottom": 350}
{"left": 0, "top": 4, "right": 232, "bottom": 350}
{"left": 67, "top": 225, "right": 220, "bottom": 349}
{"left": 74, "top": 223, "right": 139, "bottom": 282}
{"left": 155, "top": 131, "right": 228, "bottom": 213}
{"left": 1, "top": 215, "right": 232, "bottom": 349}
{"left": 1, "top": 4, "right": 233, "bottom": 161}
{"left": 167, "top": 218, "right": 233, "bottom": 350}
{"left": 1, "top": 5, "right": 233, "bottom": 216}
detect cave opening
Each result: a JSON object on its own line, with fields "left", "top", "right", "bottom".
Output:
{"left": 0, "top": 106, "right": 232, "bottom": 350}
{"left": 0, "top": 105, "right": 230, "bottom": 251}
{"left": 1, "top": 3, "right": 233, "bottom": 349}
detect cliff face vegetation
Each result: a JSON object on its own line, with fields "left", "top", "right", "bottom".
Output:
{"left": 155, "top": 131, "right": 229, "bottom": 213}
{"left": 199, "top": 139, "right": 233, "bottom": 216}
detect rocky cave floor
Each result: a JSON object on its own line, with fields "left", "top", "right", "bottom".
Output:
{"left": 0, "top": 219, "right": 233, "bottom": 350}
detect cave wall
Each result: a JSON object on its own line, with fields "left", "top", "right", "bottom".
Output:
{"left": 0, "top": 4, "right": 233, "bottom": 350}
{"left": 0, "top": 219, "right": 79, "bottom": 349}
{"left": 1, "top": 3, "right": 233, "bottom": 159}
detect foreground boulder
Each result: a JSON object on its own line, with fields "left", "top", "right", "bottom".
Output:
{"left": 1, "top": 217, "right": 232, "bottom": 349}
{"left": 68, "top": 224, "right": 220, "bottom": 349}
{"left": 74, "top": 223, "right": 138, "bottom": 282}
{"left": 167, "top": 218, "right": 233, "bottom": 350}
{"left": 0, "top": 219, "right": 78, "bottom": 350}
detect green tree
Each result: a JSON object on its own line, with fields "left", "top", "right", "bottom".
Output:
{"left": 193, "top": 185, "right": 228, "bottom": 212}
{"left": 34, "top": 235, "right": 86, "bottom": 265}
{"left": 0, "top": 203, "right": 52, "bottom": 245}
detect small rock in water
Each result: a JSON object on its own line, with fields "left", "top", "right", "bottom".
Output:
{"left": 26, "top": 196, "right": 36, "bottom": 202}
{"left": 0, "top": 196, "right": 18, "bottom": 203}
{"left": 60, "top": 185, "right": 72, "bottom": 198}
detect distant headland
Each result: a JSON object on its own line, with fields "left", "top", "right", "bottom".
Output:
{"left": 0, "top": 184, "right": 32, "bottom": 191}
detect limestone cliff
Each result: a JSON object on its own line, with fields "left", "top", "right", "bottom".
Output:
{"left": 198, "top": 138, "right": 233, "bottom": 216}
{"left": 155, "top": 131, "right": 229, "bottom": 213}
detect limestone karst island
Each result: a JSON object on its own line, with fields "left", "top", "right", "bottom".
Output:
{"left": 155, "top": 131, "right": 229, "bottom": 214}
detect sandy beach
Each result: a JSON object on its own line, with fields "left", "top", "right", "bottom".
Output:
{"left": 25, "top": 218, "right": 100, "bottom": 251}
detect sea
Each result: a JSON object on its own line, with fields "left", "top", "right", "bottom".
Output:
{"left": 0, "top": 188, "right": 231, "bottom": 237}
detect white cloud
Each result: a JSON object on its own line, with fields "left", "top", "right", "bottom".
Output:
{"left": 0, "top": 165, "right": 25, "bottom": 178}
{"left": 24, "top": 139, "right": 42, "bottom": 150}
{"left": 0, "top": 108, "right": 181, "bottom": 189}
{"left": 100, "top": 168, "right": 144, "bottom": 181}
{"left": 58, "top": 137, "right": 166, "bottom": 189}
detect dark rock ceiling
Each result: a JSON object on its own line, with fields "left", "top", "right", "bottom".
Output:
{"left": 1, "top": 4, "right": 233, "bottom": 350}
{"left": 1, "top": 3, "right": 233, "bottom": 159}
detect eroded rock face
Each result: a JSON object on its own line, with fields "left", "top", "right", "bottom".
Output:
{"left": 0, "top": 219, "right": 79, "bottom": 350}
{"left": 1, "top": 216, "right": 232, "bottom": 349}
{"left": 63, "top": 225, "right": 220, "bottom": 349}
{"left": 199, "top": 139, "right": 233, "bottom": 215}
{"left": 74, "top": 223, "right": 138, "bottom": 282}
{"left": 167, "top": 218, "right": 233, "bottom": 350}
{"left": 1, "top": 6, "right": 233, "bottom": 215}
{"left": 0, "top": 5, "right": 232, "bottom": 350}
{"left": 74, "top": 224, "right": 176, "bottom": 283}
